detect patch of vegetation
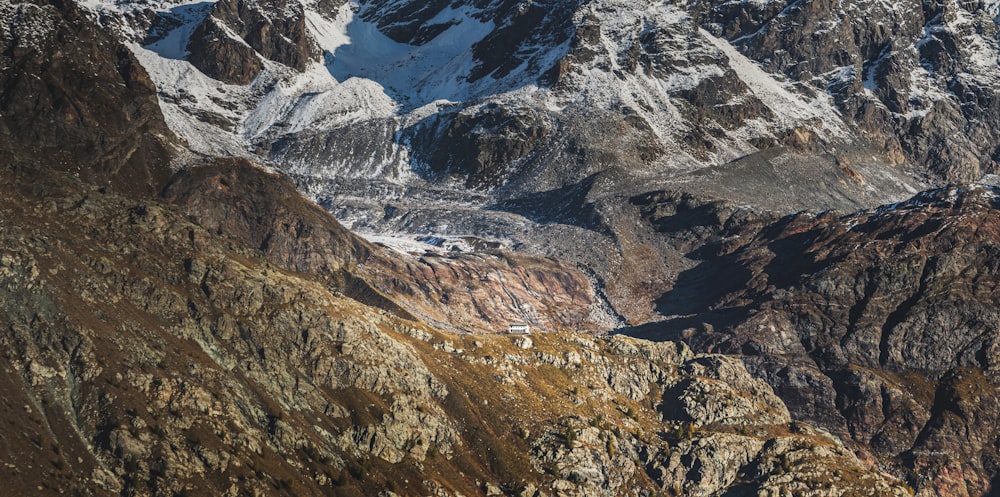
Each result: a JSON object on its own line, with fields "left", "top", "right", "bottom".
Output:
{"left": 565, "top": 427, "right": 577, "bottom": 448}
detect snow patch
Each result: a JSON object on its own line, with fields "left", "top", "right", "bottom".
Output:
{"left": 703, "top": 29, "right": 850, "bottom": 138}
{"left": 361, "top": 233, "right": 490, "bottom": 255}
{"left": 313, "top": 3, "right": 498, "bottom": 109}
{"left": 130, "top": 41, "right": 254, "bottom": 156}
{"left": 143, "top": 2, "right": 213, "bottom": 59}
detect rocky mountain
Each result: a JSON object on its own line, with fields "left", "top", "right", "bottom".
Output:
{"left": 0, "top": 166, "right": 913, "bottom": 496}
{"left": 692, "top": 0, "right": 1000, "bottom": 182}
{"left": 628, "top": 184, "right": 1000, "bottom": 495}
{"left": 7, "top": 0, "right": 1000, "bottom": 494}
{"left": 63, "top": 0, "right": 1000, "bottom": 312}
{"left": 0, "top": 0, "right": 177, "bottom": 196}
{"left": 92, "top": 0, "right": 935, "bottom": 198}
{"left": 0, "top": 3, "right": 916, "bottom": 495}
{"left": 106, "top": 0, "right": 1000, "bottom": 185}
{"left": 159, "top": 159, "right": 617, "bottom": 334}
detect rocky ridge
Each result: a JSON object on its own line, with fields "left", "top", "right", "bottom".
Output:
{"left": 0, "top": 0, "right": 176, "bottom": 196}
{"left": 77, "top": 0, "right": 933, "bottom": 328}
{"left": 692, "top": 0, "right": 1000, "bottom": 182}
{"left": 69, "top": 0, "right": 1000, "bottom": 332}
{"left": 160, "top": 159, "right": 617, "bottom": 334}
{"left": 0, "top": 163, "right": 910, "bottom": 496}
{"left": 84, "top": 0, "right": 924, "bottom": 204}
{"left": 629, "top": 184, "right": 1000, "bottom": 495}
{"left": 185, "top": 0, "right": 321, "bottom": 84}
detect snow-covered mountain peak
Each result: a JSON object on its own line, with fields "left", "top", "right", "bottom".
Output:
{"left": 78, "top": 0, "right": 966, "bottom": 227}
{"left": 100, "top": 0, "right": 858, "bottom": 167}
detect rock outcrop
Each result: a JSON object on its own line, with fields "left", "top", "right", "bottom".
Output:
{"left": 0, "top": 0, "right": 175, "bottom": 196}
{"left": 362, "top": 247, "right": 615, "bottom": 334}
{"left": 405, "top": 104, "right": 554, "bottom": 190}
{"left": 631, "top": 184, "right": 1000, "bottom": 495}
{"left": 0, "top": 165, "right": 461, "bottom": 496}
{"left": 691, "top": 0, "right": 1000, "bottom": 182}
{"left": 162, "top": 159, "right": 372, "bottom": 278}
{"left": 185, "top": 0, "right": 320, "bottom": 84}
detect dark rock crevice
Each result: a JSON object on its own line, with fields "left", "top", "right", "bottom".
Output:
{"left": 878, "top": 258, "right": 934, "bottom": 368}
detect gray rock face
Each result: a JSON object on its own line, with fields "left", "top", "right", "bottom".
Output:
{"left": 186, "top": 15, "right": 263, "bottom": 85}
{"left": 269, "top": 118, "right": 406, "bottom": 182}
{"left": 405, "top": 104, "right": 554, "bottom": 189}
{"left": 671, "top": 355, "right": 791, "bottom": 426}
{"left": 358, "top": 0, "right": 580, "bottom": 82}
{"left": 186, "top": 0, "right": 322, "bottom": 84}
{"left": 692, "top": 0, "right": 1000, "bottom": 182}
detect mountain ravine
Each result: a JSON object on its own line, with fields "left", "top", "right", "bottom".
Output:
{"left": 6, "top": 0, "right": 1000, "bottom": 495}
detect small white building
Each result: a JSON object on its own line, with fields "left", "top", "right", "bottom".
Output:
{"left": 508, "top": 323, "right": 531, "bottom": 334}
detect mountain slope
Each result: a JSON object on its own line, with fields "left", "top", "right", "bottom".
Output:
{"left": 0, "top": 0, "right": 176, "bottom": 196}
{"left": 77, "top": 0, "right": 935, "bottom": 327}
{"left": 160, "top": 159, "right": 616, "bottom": 333}
{"left": 0, "top": 4, "right": 907, "bottom": 493}
{"left": 0, "top": 162, "right": 910, "bottom": 497}
{"left": 107, "top": 0, "right": 1000, "bottom": 206}
{"left": 628, "top": 184, "right": 1000, "bottom": 495}
{"left": 693, "top": 0, "right": 1000, "bottom": 182}
{"left": 86, "top": 0, "right": 922, "bottom": 201}
{"left": 8, "top": 0, "right": 1000, "bottom": 494}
